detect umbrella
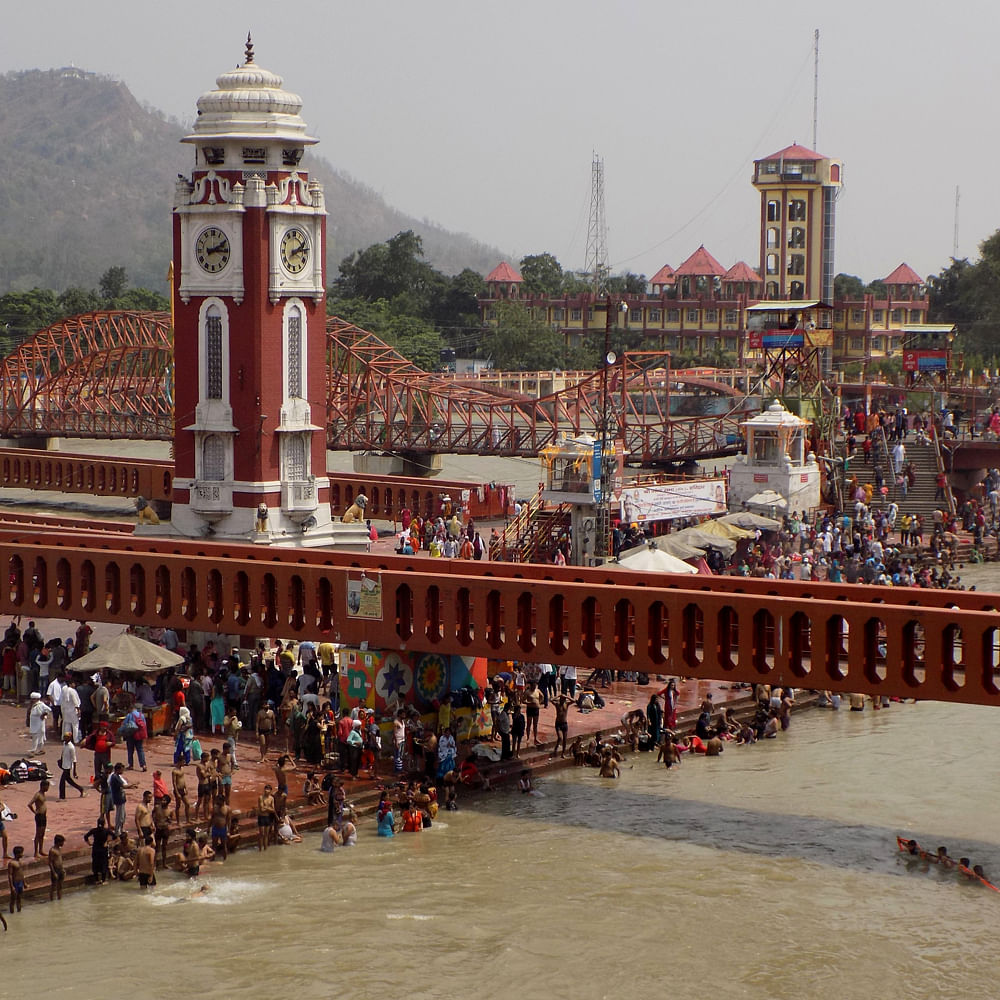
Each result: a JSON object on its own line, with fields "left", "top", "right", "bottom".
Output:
{"left": 720, "top": 511, "right": 780, "bottom": 531}
{"left": 613, "top": 543, "right": 698, "bottom": 575}
{"left": 67, "top": 632, "right": 183, "bottom": 676}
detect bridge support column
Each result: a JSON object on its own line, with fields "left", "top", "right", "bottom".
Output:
{"left": 0, "top": 437, "right": 61, "bottom": 451}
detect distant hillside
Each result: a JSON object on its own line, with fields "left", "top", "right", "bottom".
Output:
{"left": 0, "top": 68, "right": 504, "bottom": 294}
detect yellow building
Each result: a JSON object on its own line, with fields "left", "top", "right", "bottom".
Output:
{"left": 752, "top": 143, "right": 842, "bottom": 302}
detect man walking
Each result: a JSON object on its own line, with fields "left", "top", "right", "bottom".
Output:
{"left": 58, "top": 732, "right": 85, "bottom": 799}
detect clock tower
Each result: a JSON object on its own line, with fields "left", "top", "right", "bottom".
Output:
{"left": 161, "top": 38, "right": 364, "bottom": 549}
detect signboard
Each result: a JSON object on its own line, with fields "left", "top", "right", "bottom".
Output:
{"left": 618, "top": 478, "right": 727, "bottom": 524}
{"left": 592, "top": 441, "right": 603, "bottom": 503}
{"left": 748, "top": 329, "right": 805, "bottom": 350}
{"left": 903, "top": 350, "right": 947, "bottom": 372}
{"left": 346, "top": 570, "right": 383, "bottom": 621}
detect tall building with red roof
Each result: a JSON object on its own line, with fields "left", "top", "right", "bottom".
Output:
{"left": 752, "top": 142, "right": 843, "bottom": 305}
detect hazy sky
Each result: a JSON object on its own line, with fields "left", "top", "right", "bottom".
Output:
{"left": 4, "top": 1, "right": 998, "bottom": 283}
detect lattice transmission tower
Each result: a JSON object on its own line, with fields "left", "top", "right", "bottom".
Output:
{"left": 585, "top": 153, "right": 609, "bottom": 296}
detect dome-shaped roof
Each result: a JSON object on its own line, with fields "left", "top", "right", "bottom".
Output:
{"left": 184, "top": 35, "right": 317, "bottom": 145}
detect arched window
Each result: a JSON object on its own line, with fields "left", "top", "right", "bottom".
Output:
{"left": 788, "top": 227, "right": 806, "bottom": 248}
{"left": 766, "top": 281, "right": 779, "bottom": 299}
{"left": 286, "top": 434, "right": 306, "bottom": 481}
{"left": 203, "top": 435, "right": 225, "bottom": 481}
{"left": 205, "top": 306, "right": 223, "bottom": 399}
{"left": 767, "top": 200, "right": 781, "bottom": 222}
{"left": 287, "top": 305, "right": 303, "bottom": 398}
{"left": 788, "top": 199, "right": 806, "bottom": 221}
{"left": 790, "top": 281, "right": 805, "bottom": 299}
{"left": 766, "top": 227, "right": 779, "bottom": 249}
{"left": 787, "top": 254, "right": 805, "bottom": 275}
{"left": 766, "top": 254, "right": 779, "bottom": 276}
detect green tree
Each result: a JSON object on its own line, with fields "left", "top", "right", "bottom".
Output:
{"left": 99, "top": 266, "right": 128, "bottom": 301}
{"left": 480, "top": 301, "right": 567, "bottom": 371}
{"left": 114, "top": 287, "right": 169, "bottom": 311}
{"left": 605, "top": 272, "right": 647, "bottom": 295}
{"left": 519, "top": 253, "right": 564, "bottom": 297}
{"left": 328, "top": 297, "right": 442, "bottom": 370}
{"left": 0, "top": 288, "right": 61, "bottom": 343}
{"left": 834, "top": 273, "right": 866, "bottom": 299}
{"left": 58, "top": 286, "right": 101, "bottom": 315}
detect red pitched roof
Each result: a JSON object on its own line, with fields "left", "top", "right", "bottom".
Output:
{"left": 674, "top": 246, "right": 727, "bottom": 277}
{"left": 758, "top": 142, "right": 826, "bottom": 162}
{"left": 650, "top": 264, "right": 675, "bottom": 284}
{"left": 724, "top": 261, "right": 762, "bottom": 284}
{"left": 882, "top": 262, "right": 923, "bottom": 285}
{"left": 486, "top": 261, "right": 522, "bottom": 283}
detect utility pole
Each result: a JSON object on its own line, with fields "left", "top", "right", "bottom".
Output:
{"left": 585, "top": 153, "right": 609, "bottom": 297}
{"left": 812, "top": 28, "right": 819, "bottom": 151}
{"left": 953, "top": 185, "right": 961, "bottom": 260}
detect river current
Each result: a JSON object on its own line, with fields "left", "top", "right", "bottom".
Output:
{"left": 4, "top": 700, "right": 998, "bottom": 999}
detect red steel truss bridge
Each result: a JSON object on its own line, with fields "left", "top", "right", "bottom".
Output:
{"left": 0, "top": 311, "right": 755, "bottom": 464}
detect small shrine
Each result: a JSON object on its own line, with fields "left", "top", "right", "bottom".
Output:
{"left": 729, "top": 401, "right": 819, "bottom": 514}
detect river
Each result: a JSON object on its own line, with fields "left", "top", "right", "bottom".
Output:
{"left": 4, "top": 700, "right": 998, "bottom": 999}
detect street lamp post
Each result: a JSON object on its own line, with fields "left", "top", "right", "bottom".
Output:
{"left": 597, "top": 295, "right": 627, "bottom": 561}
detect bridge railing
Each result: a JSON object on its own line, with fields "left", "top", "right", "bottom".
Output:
{"left": 2, "top": 530, "right": 998, "bottom": 705}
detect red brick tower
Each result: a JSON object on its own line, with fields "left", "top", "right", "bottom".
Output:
{"left": 166, "top": 38, "right": 358, "bottom": 548}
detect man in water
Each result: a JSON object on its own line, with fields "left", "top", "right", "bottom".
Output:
{"left": 553, "top": 695, "right": 570, "bottom": 757}
{"left": 256, "top": 784, "right": 276, "bottom": 852}
{"left": 136, "top": 837, "right": 156, "bottom": 890}
{"left": 211, "top": 796, "right": 233, "bottom": 861}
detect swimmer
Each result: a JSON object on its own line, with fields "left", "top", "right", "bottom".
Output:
{"left": 598, "top": 749, "right": 620, "bottom": 779}
{"left": 936, "top": 846, "right": 956, "bottom": 868}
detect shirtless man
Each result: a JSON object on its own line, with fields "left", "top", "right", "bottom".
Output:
{"left": 210, "top": 796, "right": 232, "bottom": 861}
{"left": 256, "top": 702, "right": 277, "bottom": 761}
{"left": 48, "top": 834, "right": 66, "bottom": 901}
{"left": 28, "top": 779, "right": 49, "bottom": 858}
{"left": 657, "top": 735, "right": 682, "bottom": 768}
{"left": 135, "top": 837, "right": 156, "bottom": 890}
{"left": 0, "top": 793, "right": 9, "bottom": 859}
{"left": 152, "top": 795, "right": 172, "bottom": 870}
{"left": 216, "top": 747, "right": 234, "bottom": 804}
{"left": 553, "top": 695, "right": 570, "bottom": 757}
{"left": 7, "top": 845, "right": 25, "bottom": 913}
{"left": 195, "top": 753, "right": 214, "bottom": 822}
{"left": 135, "top": 790, "right": 154, "bottom": 844}
{"left": 598, "top": 749, "right": 620, "bottom": 779}
{"left": 704, "top": 736, "right": 724, "bottom": 757}
{"left": 171, "top": 761, "right": 192, "bottom": 824}
{"left": 256, "top": 784, "right": 276, "bottom": 852}
{"left": 179, "top": 832, "right": 201, "bottom": 878}
{"left": 196, "top": 834, "right": 215, "bottom": 866}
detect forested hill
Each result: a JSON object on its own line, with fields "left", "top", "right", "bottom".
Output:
{"left": 0, "top": 68, "right": 503, "bottom": 295}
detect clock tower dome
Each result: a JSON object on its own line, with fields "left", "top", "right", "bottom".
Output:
{"left": 162, "top": 38, "right": 364, "bottom": 549}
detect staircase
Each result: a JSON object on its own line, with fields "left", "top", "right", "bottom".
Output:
{"left": 864, "top": 430, "right": 950, "bottom": 525}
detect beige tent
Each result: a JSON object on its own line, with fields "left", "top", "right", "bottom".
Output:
{"left": 653, "top": 535, "right": 707, "bottom": 561}
{"left": 613, "top": 543, "right": 698, "bottom": 575}
{"left": 673, "top": 527, "right": 737, "bottom": 558}
{"left": 719, "top": 511, "right": 780, "bottom": 531}
{"left": 696, "top": 518, "right": 754, "bottom": 541}
{"left": 67, "top": 632, "right": 183, "bottom": 676}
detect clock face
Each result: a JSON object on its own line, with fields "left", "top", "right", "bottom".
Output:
{"left": 280, "top": 227, "right": 310, "bottom": 275}
{"left": 195, "top": 226, "right": 231, "bottom": 274}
